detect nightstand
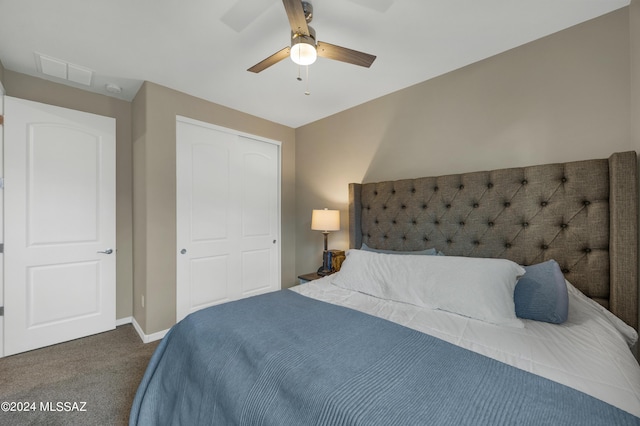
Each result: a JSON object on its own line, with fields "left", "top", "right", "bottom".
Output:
{"left": 297, "top": 272, "right": 328, "bottom": 284}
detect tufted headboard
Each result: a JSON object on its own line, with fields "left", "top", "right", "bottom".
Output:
{"left": 349, "top": 151, "right": 638, "bottom": 329}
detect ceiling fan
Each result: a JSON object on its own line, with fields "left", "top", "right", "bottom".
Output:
{"left": 247, "top": 0, "right": 377, "bottom": 73}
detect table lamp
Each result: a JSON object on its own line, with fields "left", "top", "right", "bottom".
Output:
{"left": 311, "top": 208, "right": 340, "bottom": 275}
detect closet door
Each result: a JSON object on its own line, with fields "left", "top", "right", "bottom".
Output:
{"left": 4, "top": 97, "right": 116, "bottom": 356}
{"left": 176, "top": 117, "right": 281, "bottom": 321}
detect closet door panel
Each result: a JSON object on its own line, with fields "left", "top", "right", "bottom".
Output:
{"left": 176, "top": 117, "right": 281, "bottom": 322}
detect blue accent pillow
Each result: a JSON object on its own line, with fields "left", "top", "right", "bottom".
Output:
{"left": 514, "top": 260, "right": 568, "bottom": 324}
{"left": 361, "top": 243, "right": 437, "bottom": 256}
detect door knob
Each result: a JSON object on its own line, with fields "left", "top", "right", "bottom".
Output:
{"left": 180, "top": 249, "right": 187, "bottom": 254}
{"left": 97, "top": 248, "right": 113, "bottom": 254}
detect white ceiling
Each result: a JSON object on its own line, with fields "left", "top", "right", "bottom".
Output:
{"left": 0, "top": 0, "right": 630, "bottom": 128}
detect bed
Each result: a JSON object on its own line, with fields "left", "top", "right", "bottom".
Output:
{"left": 130, "top": 151, "right": 640, "bottom": 425}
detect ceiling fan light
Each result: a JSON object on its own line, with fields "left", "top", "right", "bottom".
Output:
{"left": 290, "top": 36, "right": 317, "bottom": 66}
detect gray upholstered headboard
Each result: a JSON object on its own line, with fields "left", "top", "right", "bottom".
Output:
{"left": 349, "top": 151, "right": 638, "bottom": 330}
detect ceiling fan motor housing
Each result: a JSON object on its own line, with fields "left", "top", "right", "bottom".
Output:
{"left": 291, "top": 26, "right": 316, "bottom": 46}
{"left": 302, "top": 1, "right": 313, "bottom": 23}
{"left": 290, "top": 26, "right": 316, "bottom": 65}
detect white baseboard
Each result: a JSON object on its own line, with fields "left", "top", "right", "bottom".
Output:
{"left": 0, "top": 317, "right": 4, "bottom": 358}
{"left": 132, "top": 317, "right": 169, "bottom": 343}
{"left": 115, "top": 316, "right": 132, "bottom": 327}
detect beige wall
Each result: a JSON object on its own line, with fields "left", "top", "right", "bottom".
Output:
{"left": 0, "top": 70, "right": 295, "bottom": 336}
{"left": 295, "top": 8, "right": 633, "bottom": 276}
{"left": 132, "top": 83, "right": 149, "bottom": 332}
{"left": 2, "top": 70, "right": 135, "bottom": 322}
{"left": 132, "top": 82, "right": 296, "bottom": 334}
{"left": 633, "top": 0, "right": 640, "bottom": 152}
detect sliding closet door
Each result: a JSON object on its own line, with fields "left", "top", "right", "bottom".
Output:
{"left": 4, "top": 97, "right": 116, "bottom": 356}
{"left": 176, "top": 116, "right": 281, "bottom": 322}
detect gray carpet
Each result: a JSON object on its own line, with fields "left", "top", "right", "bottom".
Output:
{"left": 0, "top": 324, "right": 159, "bottom": 426}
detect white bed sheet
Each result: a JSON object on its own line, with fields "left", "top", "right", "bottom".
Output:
{"left": 290, "top": 275, "right": 640, "bottom": 417}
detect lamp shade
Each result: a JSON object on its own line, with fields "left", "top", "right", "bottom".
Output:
{"left": 311, "top": 208, "right": 340, "bottom": 232}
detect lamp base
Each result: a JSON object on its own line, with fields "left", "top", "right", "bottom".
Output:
{"left": 316, "top": 267, "right": 332, "bottom": 276}
{"left": 316, "top": 250, "right": 333, "bottom": 276}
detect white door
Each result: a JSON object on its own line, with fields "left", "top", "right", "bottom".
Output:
{"left": 4, "top": 96, "right": 116, "bottom": 356}
{"left": 176, "top": 116, "right": 280, "bottom": 321}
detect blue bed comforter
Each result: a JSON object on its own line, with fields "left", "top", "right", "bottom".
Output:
{"left": 130, "top": 290, "right": 639, "bottom": 425}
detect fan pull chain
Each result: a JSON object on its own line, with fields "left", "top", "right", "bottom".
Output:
{"left": 305, "top": 65, "right": 310, "bottom": 95}
{"left": 294, "top": 64, "right": 310, "bottom": 95}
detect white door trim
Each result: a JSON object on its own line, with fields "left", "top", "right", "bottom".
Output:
{"left": 0, "top": 81, "right": 5, "bottom": 357}
{"left": 176, "top": 116, "right": 282, "bottom": 149}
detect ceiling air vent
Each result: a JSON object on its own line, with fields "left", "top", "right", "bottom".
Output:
{"left": 35, "top": 52, "right": 93, "bottom": 86}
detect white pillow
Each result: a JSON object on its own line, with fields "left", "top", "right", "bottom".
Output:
{"left": 332, "top": 249, "right": 525, "bottom": 327}
{"left": 565, "top": 280, "right": 638, "bottom": 348}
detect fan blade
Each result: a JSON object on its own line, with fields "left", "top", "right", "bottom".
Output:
{"left": 316, "top": 42, "right": 376, "bottom": 68}
{"left": 247, "top": 47, "right": 291, "bottom": 73}
{"left": 282, "top": 0, "right": 309, "bottom": 36}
